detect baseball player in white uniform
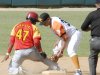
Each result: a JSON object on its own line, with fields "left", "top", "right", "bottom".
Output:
{"left": 39, "top": 13, "right": 82, "bottom": 75}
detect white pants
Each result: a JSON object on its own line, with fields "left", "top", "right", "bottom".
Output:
{"left": 8, "top": 47, "right": 60, "bottom": 75}
{"left": 53, "top": 30, "right": 81, "bottom": 57}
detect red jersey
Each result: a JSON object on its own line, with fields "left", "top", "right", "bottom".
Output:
{"left": 10, "top": 21, "right": 41, "bottom": 50}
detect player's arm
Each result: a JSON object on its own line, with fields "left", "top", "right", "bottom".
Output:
{"left": 33, "top": 37, "right": 42, "bottom": 52}
{"left": 81, "top": 13, "right": 92, "bottom": 31}
{"left": 32, "top": 26, "right": 47, "bottom": 59}
{"left": 7, "top": 26, "right": 16, "bottom": 54}
{"left": 53, "top": 22, "right": 68, "bottom": 58}
{"left": 1, "top": 35, "right": 15, "bottom": 63}
{"left": 32, "top": 25, "right": 43, "bottom": 52}
{"left": 1, "top": 27, "right": 15, "bottom": 63}
{"left": 57, "top": 24, "right": 68, "bottom": 55}
{"left": 33, "top": 38, "right": 47, "bottom": 59}
{"left": 7, "top": 36, "right": 15, "bottom": 54}
{"left": 53, "top": 39, "right": 60, "bottom": 47}
{"left": 56, "top": 33, "right": 68, "bottom": 58}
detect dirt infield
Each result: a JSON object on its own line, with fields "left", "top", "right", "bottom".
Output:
{"left": 0, "top": 56, "right": 100, "bottom": 75}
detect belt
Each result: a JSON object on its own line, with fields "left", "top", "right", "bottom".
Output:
{"left": 91, "top": 36, "right": 100, "bottom": 39}
{"left": 92, "top": 36, "right": 100, "bottom": 38}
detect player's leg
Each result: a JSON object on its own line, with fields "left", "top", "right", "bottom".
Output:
{"left": 88, "top": 49, "right": 99, "bottom": 75}
{"left": 8, "top": 50, "right": 25, "bottom": 75}
{"left": 67, "top": 30, "right": 82, "bottom": 75}
{"left": 29, "top": 47, "right": 61, "bottom": 70}
{"left": 89, "top": 37, "right": 100, "bottom": 75}
{"left": 42, "top": 58, "right": 61, "bottom": 70}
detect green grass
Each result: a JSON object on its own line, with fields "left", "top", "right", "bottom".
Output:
{"left": 0, "top": 11, "right": 91, "bottom": 56}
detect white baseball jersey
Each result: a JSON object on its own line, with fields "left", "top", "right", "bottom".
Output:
{"left": 51, "top": 17, "right": 81, "bottom": 57}
{"left": 51, "top": 17, "right": 77, "bottom": 37}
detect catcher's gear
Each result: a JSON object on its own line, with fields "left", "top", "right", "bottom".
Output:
{"left": 40, "top": 52, "right": 47, "bottom": 59}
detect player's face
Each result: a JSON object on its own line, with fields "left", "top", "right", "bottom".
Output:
{"left": 43, "top": 18, "right": 50, "bottom": 26}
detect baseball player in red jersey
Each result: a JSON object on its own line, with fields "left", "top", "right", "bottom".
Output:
{"left": 1, "top": 12, "right": 60, "bottom": 75}
{"left": 39, "top": 13, "right": 82, "bottom": 75}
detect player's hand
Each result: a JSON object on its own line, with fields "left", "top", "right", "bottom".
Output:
{"left": 40, "top": 52, "right": 47, "bottom": 59}
{"left": 56, "top": 50, "right": 63, "bottom": 58}
{"left": 1, "top": 53, "right": 10, "bottom": 63}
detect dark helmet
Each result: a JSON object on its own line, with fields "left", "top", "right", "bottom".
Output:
{"left": 26, "top": 11, "right": 39, "bottom": 23}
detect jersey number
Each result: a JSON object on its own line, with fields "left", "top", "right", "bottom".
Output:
{"left": 59, "top": 18, "right": 70, "bottom": 26}
{"left": 16, "top": 29, "right": 29, "bottom": 41}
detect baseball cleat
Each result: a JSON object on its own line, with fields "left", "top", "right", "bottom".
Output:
{"left": 74, "top": 70, "right": 82, "bottom": 75}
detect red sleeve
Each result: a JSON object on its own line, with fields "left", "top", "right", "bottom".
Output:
{"left": 33, "top": 38, "right": 42, "bottom": 52}
{"left": 7, "top": 36, "right": 15, "bottom": 53}
{"left": 10, "top": 36, "right": 15, "bottom": 45}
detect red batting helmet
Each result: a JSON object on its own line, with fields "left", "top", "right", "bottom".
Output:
{"left": 26, "top": 11, "right": 38, "bottom": 22}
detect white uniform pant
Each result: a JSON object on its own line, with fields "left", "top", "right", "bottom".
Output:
{"left": 8, "top": 47, "right": 60, "bottom": 75}
{"left": 53, "top": 30, "right": 81, "bottom": 57}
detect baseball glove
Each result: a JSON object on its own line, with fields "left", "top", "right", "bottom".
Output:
{"left": 50, "top": 50, "right": 63, "bottom": 62}
{"left": 50, "top": 55, "right": 59, "bottom": 62}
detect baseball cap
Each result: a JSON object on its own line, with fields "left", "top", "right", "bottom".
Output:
{"left": 38, "top": 13, "right": 50, "bottom": 25}
{"left": 96, "top": 0, "right": 100, "bottom": 3}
